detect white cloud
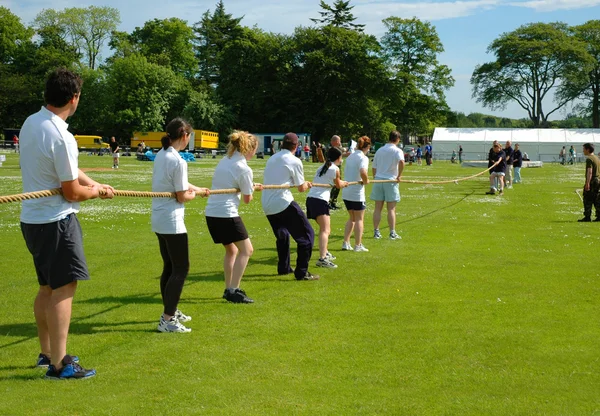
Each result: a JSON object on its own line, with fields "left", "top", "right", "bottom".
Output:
{"left": 508, "top": 0, "right": 600, "bottom": 12}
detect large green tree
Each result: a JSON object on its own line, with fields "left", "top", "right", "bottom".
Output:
{"left": 471, "top": 22, "right": 593, "bottom": 127}
{"left": 193, "top": 0, "right": 244, "bottom": 85}
{"left": 380, "top": 17, "right": 454, "bottom": 141}
{"left": 558, "top": 20, "right": 600, "bottom": 128}
{"left": 310, "top": 0, "right": 365, "bottom": 32}
{"left": 34, "top": 6, "right": 120, "bottom": 69}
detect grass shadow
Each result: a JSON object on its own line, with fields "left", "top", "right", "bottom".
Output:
{"left": 80, "top": 293, "right": 161, "bottom": 305}
{"left": 398, "top": 191, "right": 475, "bottom": 224}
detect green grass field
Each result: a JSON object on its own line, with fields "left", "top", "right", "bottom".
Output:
{"left": 0, "top": 151, "right": 598, "bottom": 415}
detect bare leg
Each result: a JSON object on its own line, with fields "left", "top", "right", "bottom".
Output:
{"left": 230, "top": 239, "right": 253, "bottom": 289}
{"left": 315, "top": 215, "right": 331, "bottom": 258}
{"left": 387, "top": 201, "right": 397, "bottom": 232}
{"left": 344, "top": 211, "right": 355, "bottom": 244}
{"left": 47, "top": 282, "right": 77, "bottom": 368}
{"left": 373, "top": 200, "right": 384, "bottom": 230}
{"left": 354, "top": 210, "right": 365, "bottom": 246}
{"left": 223, "top": 243, "right": 238, "bottom": 288}
{"left": 34, "top": 286, "right": 52, "bottom": 357}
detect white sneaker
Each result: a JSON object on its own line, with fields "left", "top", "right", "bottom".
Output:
{"left": 389, "top": 231, "right": 401, "bottom": 240}
{"left": 354, "top": 244, "right": 369, "bottom": 252}
{"left": 157, "top": 316, "right": 191, "bottom": 333}
{"left": 174, "top": 309, "right": 192, "bottom": 323}
{"left": 325, "top": 252, "right": 336, "bottom": 260}
{"left": 111, "top": 166, "right": 115, "bottom": 169}
{"left": 342, "top": 242, "right": 352, "bottom": 251}
{"left": 374, "top": 229, "right": 382, "bottom": 239}
{"left": 316, "top": 258, "right": 338, "bottom": 268}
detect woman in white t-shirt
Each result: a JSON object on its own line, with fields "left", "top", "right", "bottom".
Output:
{"left": 306, "top": 147, "right": 348, "bottom": 268}
{"left": 205, "top": 131, "right": 261, "bottom": 304}
{"left": 152, "top": 118, "right": 208, "bottom": 333}
{"left": 341, "top": 136, "right": 371, "bottom": 252}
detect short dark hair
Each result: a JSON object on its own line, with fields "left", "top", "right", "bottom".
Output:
{"left": 389, "top": 130, "right": 401, "bottom": 142}
{"left": 584, "top": 143, "right": 594, "bottom": 153}
{"left": 281, "top": 132, "right": 299, "bottom": 151}
{"left": 44, "top": 68, "right": 83, "bottom": 107}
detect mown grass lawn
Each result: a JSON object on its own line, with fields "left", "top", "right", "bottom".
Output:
{"left": 0, "top": 151, "right": 598, "bottom": 415}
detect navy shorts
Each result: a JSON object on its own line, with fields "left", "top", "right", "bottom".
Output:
{"left": 343, "top": 199, "right": 366, "bottom": 211}
{"left": 206, "top": 216, "right": 249, "bottom": 245}
{"left": 21, "top": 214, "right": 90, "bottom": 289}
{"left": 306, "top": 197, "right": 330, "bottom": 219}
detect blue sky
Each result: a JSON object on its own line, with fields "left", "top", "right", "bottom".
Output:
{"left": 5, "top": 0, "right": 600, "bottom": 119}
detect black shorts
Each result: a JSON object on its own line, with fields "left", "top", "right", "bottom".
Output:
{"left": 306, "top": 197, "right": 329, "bottom": 219}
{"left": 343, "top": 199, "right": 366, "bottom": 211}
{"left": 21, "top": 214, "right": 90, "bottom": 290}
{"left": 206, "top": 216, "right": 249, "bottom": 245}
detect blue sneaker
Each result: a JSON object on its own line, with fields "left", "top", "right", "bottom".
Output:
{"left": 45, "top": 355, "right": 95, "bottom": 380}
{"left": 36, "top": 353, "right": 79, "bottom": 368}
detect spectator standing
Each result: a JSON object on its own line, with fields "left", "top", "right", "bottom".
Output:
{"left": 109, "top": 137, "right": 119, "bottom": 169}
{"left": 425, "top": 142, "right": 433, "bottom": 165}
{"left": 578, "top": 143, "right": 600, "bottom": 222}
{"left": 13, "top": 134, "right": 19, "bottom": 153}
{"left": 459, "top": 145, "right": 463, "bottom": 163}
{"left": 504, "top": 140, "right": 514, "bottom": 189}
{"left": 416, "top": 145, "right": 422, "bottom": 165}
{"left": 569, "top": 145, "right": 576, "bottom": 164}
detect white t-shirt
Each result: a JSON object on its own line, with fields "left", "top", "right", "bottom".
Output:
{"left": 261, "top": 149, "right": 305, "bottom": 215}
{"left": 372, "top": 143, "right": 404, "bottom": 179}
{"left": 307, "top": 163, "right": 339, "bottom": 202}
{"left": 342, "top": 150, "right": 369, "bottom": 202}
{"left": 151, "top": 147, "right": 189, "bottom": 234}
{"left": 20, "top": 107, "right": 80, "bottom": 224}
{"left": 205, "top": 151, "right": 254, "bottom": 218}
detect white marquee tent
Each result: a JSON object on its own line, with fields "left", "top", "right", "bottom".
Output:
{"left": 431, "top": 128, "right": 600, "bottom": 162}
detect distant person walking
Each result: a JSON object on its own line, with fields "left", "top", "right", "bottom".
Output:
{"left": 109, "top": 136, "right": 119, "bottom": 169}
{"left": 416, "top": 145, "right": 422, "bottom": 165}
{"left": 578, "top": 143, "right": 600, "bottom": 222}
{"left": 425, "top": 143, "right": 433, "bottom": 165}
{"left": 569, "top": 145, "right": 576, "bottom": 164}
{"left": 13, "top": 134, "right": 19, "bottom": 153}
{"left": 458, "top": 145, "right": 463, "bottom": 163}
{"left": 559, "top": 146, "right": 566, "bottom": 165}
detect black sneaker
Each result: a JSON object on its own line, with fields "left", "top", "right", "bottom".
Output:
{"left": 225, "top": 288, "right": 254, "bottom": 304}
{"left": 329, "top": 204, "right": 339, "bottom": 210}
{"left": 485, "top": 190, "right": 496, "bottom": 195}
{"left": 45, "top": 355, "right": 96, "bottom": 380}
{"left": 296, "top": 272, "right": 320, "bottom": 281}
{"left": 578, "top": 217, "right": 592, "bottom": 222}
{"left": 222, "top": 289, "right": 228, "bottom": 299}
{"left": 36, "top": 353, "right": 79, "bottom": 368}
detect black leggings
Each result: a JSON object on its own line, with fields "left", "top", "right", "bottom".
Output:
{"left": 156, "top": 233, "right": 189, "bottom": 316}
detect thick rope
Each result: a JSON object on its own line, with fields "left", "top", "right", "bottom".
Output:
{"left": 0, "top": 162, "right": 499, "bottom": 204}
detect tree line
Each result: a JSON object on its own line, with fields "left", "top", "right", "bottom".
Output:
{"left": 0, "top": 1, "right": 598, "bottom": 147}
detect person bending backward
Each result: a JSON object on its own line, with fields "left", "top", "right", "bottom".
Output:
{"left": 152, "top": 118, "right": 209, "bottom": 333}
{"left": 205, "top": 131, "right": 262, "bottom": 303}
{"left": 20, "top": 68, "right": 115, "bottom": 380}
{"left": 371, "top": 130, "right": 404, "bottom": 240}
{"left": 306, "top": 147, "right": 349, "bottom": 269}
{"left": 262, "top": 132, "right": 319, "bottom": 281}
{"left": 342, "top": 136, "right": 371, "bottom": 252}
{"left": 486, "top": 143, "right": 506, "bottom": 195}
{"left": 578, "top": 143, "right": 600, "bottom": 222}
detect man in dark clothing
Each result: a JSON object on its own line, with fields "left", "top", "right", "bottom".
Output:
{"left": 579, "top": 143, "right": 600, "bottom": 222}
{"left": 504, "top": 140, "right": 514, "bottom": 189}
{"left": 513, "top": 143, "right": 523, "bottom": 183}
{"left": 486, "top": 142, "right": 506, "bottom": 195}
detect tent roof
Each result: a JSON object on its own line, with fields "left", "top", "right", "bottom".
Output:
{"left": 433, "top": 128, "right": 600, "bottom": 143}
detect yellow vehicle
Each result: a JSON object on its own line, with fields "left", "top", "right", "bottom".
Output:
{"left": 131, "top": 132, "right": 164, "bottom": 150}
{"left": 74, "top": 135, "right": 110, "bottom": 150}
{"left": 131, "top": 130, "right": 219, "bottom": 150}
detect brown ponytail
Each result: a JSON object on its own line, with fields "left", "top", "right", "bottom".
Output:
{"left": 162, "top": 118, "right": 193, "bottom": 150}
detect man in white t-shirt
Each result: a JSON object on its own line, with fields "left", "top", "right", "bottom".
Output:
{"left": 20, "top": 68, "right": 114, "bottom": 380}
{"left": 261, "top": 133, "right": 319, "bottom": 281}
{"left": 371, "top": 130, "right": 405, "bottom": 240}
